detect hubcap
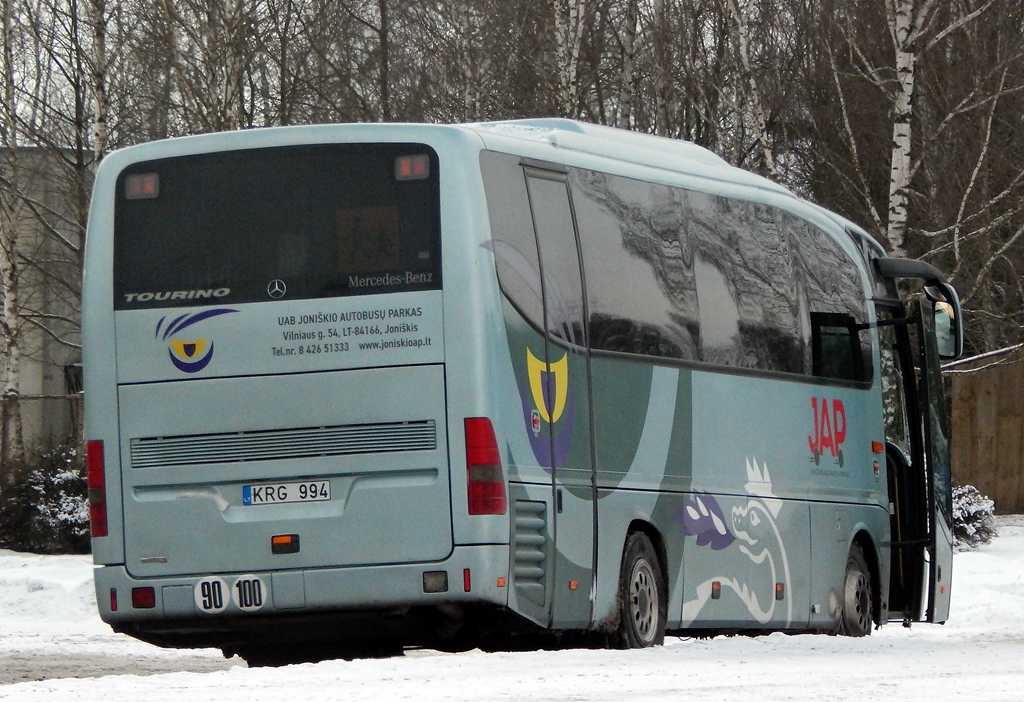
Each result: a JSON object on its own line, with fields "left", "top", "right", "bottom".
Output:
{"left": 629, "top": 558, "right": 658, "bottom": 644}
{"left": 845, "top": 567, "right": 871, "bottom": 634}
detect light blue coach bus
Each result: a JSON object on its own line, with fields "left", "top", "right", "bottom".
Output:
{"left": 83, "top": 119, "right": 963, "bottom": 664}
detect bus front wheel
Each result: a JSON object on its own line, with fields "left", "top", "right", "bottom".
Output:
{"left": 615, "top": 531, "right": 667, "bottom": 648}
{"left": 840, "top": 543, "right": 873, "bottom": 637}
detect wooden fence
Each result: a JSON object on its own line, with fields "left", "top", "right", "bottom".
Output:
{"left": 952, "top": 356, "right": 1024, "bottom": 514}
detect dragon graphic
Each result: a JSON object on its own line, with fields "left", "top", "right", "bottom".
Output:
{"left": 679, "top": 457, "right": 792, "bottom": 626}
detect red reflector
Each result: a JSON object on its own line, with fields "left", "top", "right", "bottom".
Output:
{"left": 464, "top": 568, "right": 472, "bottom": 593}
{"left": 86, "top": 440, "right": 108, "bottom": 538}
{"left": 125, "top": 173, "right": 160, "bottom": 199}
{"left": 465, "top": 418, "right": 507, "bottom": 515}
{"left": 110, "top": 588, "right": 118, "bottom": 612}
{"left": 395, "top": 154, "right": 430, "bottom": 181}
{"left": 131, "top": 587, "right": 156, "bottom": 609}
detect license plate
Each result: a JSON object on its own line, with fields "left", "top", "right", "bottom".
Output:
{"left": 243, "top": 481, "right": 330, "bottom": 505}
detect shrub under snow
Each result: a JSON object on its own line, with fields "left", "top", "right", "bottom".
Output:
{"left": 952, "top": 484, "right": 998, "bottom": 552}
{"left": 0, "top": 441, "right": 89, "bottom": 554}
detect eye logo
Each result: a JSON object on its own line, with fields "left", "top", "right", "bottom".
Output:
{"left": 156, "top": 308, "right": 238, "bottom": 373}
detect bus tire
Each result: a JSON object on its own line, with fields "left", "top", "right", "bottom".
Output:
{"left": 615, "top": 531, "right": 666, "bottom": 648}
{"left": 840, "top": 543, "right": 873, "bottom": 637}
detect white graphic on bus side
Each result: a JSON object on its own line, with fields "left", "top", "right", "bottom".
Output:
{"left": 680, "top": 457, "right": 793, "bottom": 626}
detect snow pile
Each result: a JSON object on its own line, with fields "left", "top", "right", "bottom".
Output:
{"left": 0, "top": 551, "right": 97, "bottom": 627}
{"left": 939, "top": 514, "right": 1024, "bottom": 635}
{"left": 0, "top": 517, "right": 1022, "bottom": 701}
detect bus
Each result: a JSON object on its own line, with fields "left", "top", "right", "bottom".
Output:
{"left": 83, "top": 119, "right": 963, "bottom": 664}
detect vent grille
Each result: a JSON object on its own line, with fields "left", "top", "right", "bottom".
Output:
{"left": 130, "top": 420, "right": 437, "bottom": 469}
{"left": 512, "top": 500, "right": 547, "bottom": 606}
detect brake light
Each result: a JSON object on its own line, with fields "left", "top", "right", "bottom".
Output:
{"left": 465, "top": 417, "right": 507, "bottom": 515}
{"left": 87, "top": 440, "right": 108, "bottom": 537}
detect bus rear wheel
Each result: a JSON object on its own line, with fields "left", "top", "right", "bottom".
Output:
{"left": 840, "top": 543, "right": 873, "bottom": 637}
{"left": 615, "top": 531, "right": 666, "bottom": 648}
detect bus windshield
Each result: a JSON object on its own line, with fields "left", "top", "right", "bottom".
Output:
{"left": 114, "top": 143, "right": 441, "bottom": 309}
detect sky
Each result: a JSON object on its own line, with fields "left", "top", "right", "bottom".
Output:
{"left": 1, "top": 516, "right": 1022, "bottom": 701}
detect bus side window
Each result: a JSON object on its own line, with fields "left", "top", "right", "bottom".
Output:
{"left": 524, "top": 172, "right": 586, "bottom": 347}
{"left": 690, "top": 196, "right": 803, "bottom": 373}
{"left": 791, "top": 217, "right": 872, "bottom": 383}
{"left": 480, "top": 152, "right": 545, "bottom": 330}
{"left": 571, "top": 169, "right": 699, "bottom": 361}
{"left": 810, "top": 312, "right": 864, "bottom": 382}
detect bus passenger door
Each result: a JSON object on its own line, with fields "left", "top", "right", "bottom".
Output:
{"left": 880, "top": 300, "right": 954, "bottom": 623}
{"left": 915, "top": 298, "right": 954, "bottom": 622}
{"left": 524, "top": 168, "right": 596, "bottom": 629}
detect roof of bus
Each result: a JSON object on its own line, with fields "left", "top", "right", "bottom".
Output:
{"left": 463, "top": 118, "right": 794, "bottom": 199}
{"left": 463, "top": 120, "right": 899, "bottom": 281}
{"left": 469, "top": 120, "right": 894, "bottom": 257}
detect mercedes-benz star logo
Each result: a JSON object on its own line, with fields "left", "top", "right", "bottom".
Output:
{"left": 267, "top": 279, "right": 287, "bottom": 299}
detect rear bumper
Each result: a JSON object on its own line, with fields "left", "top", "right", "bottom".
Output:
{"left": 94, "top": 544, "right": 510, "bottom": 646}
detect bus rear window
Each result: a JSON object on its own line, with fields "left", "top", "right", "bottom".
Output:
{"left": 114, "top": 144, "right": 441, "bottom": 309}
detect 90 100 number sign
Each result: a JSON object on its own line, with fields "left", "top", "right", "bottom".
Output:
{"left": 194, "top": 575, "right": 267, "bottom": 614}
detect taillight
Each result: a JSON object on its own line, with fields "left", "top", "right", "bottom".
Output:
{"left": 465, "top": 417, "right": 507, "bottom": 515}
{"left": 86, "top": 440, "right": 108, "bottom": 537}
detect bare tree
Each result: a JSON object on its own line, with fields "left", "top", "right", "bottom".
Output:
{"left": 808, "top": 0, "right": 1024, "bottom": 355}
{"left": 0, "top": 0, "right": 25, "bottom": 464}
{"left": 614, "top": 0, "right": 637, "bottom": 128}
{"left": 151, "top": 0, "right": 258, "bottom": 131}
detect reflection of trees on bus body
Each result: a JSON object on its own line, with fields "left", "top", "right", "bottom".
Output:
{"left": 570, "top": 167, "right": 869, "bottom": 382}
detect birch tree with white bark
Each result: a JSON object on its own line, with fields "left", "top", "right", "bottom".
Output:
{"left": 724, "top": 0, "right": 779, "bottom": 180}
{"left": 0, "top": 0, "right": 25, "bottom": 465}
{"left": 817, "top": 0, "right": 1000, "bottom": 254}
{"left": 808, "top": 0, "right": 1024, "bottom": 355}
{"left": 553, "top": 0, "right": 587, "bottom": 117}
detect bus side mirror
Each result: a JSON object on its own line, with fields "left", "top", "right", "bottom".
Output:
{"left": 925, "top": 283, "right": 963, "bottom": 360}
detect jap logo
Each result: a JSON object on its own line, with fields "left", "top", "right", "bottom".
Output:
{"left": 156, "top": 309, "right": 238, "bottom": 373}
{"left": 808, "top": 397, "right": 846, "bottom": 466}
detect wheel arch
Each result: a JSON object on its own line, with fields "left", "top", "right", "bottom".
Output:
{"left": 626, "top": 519, "right": 669, "bottom": 590}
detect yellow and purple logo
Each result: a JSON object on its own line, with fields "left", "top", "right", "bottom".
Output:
{"left": 522, "top": 348, "right": 575, "bottom": 469}
{"left": 156, "top": 308, "right": 238, "bottom": 373}
{"left": 527, "top": 349, "right": 568, "bottom": 425}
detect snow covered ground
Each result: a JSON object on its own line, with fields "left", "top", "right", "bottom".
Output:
{"left": 1, "top": 516, "right": 1022, "bottom": 701}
